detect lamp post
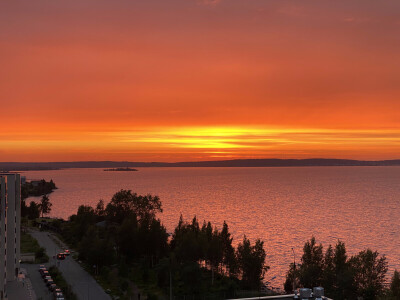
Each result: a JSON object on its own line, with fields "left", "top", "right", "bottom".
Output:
{"left": 292, "top": 248, "right": 297, "bottom": 297}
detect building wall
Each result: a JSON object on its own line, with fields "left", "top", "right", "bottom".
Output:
{"left": 15, "top": 175, "right": 21, "bottom": 280}
{"left": 0, "top": 177, "right": 7, "bottom": 299}
{"left": 0, "top": 173, "right": 21, "bottom": 299}
{"left": 6, "top": 174, "right": 20, "bottom": 281}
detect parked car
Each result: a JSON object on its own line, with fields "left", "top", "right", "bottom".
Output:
{"left": 53, "top": 288, "right": 62, "bottom": 295}
{"left": 44, "top": 275, "right": 52, "bottom": 282}
{"left": 46, "top": 279, "right": 54, "bottom": 287}
{"left": 49, "top": 283, "right": 57, "bottom": 291}
{"left": 39, "top": 266, "right": 47, "bottom": 275}
{"left": 54, "top": 291, "right": 64, "bottom": 300}
{"left": 64, "top": 249, "right": 70, "bottom": 256}
{"left": 41, "top": 271, "right": 49, "bottom": 278}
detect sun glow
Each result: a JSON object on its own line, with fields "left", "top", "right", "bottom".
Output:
{"left": 110, "top": 126, "right": 400, "bottom": 160}
{"left": 1, "top": 125, "right": 400, "bottom": 162}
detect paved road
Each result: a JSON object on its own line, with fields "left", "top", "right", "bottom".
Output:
{"left": 6, "top": 274, "right": 37, "bottom": 300}
{"left": 29, "top": 229, "right": 111, "bottom": 300}
{"left": 23, "top": 263, "right": 52, "bottom": 300}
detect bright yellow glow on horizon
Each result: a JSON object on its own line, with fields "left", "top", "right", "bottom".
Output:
{"left": 1, "top": 125, "right": 400, "bottom": 162}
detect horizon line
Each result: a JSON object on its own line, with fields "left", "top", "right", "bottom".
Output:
{"left": 2, "top": 157, "right": 400, "bottom": 164}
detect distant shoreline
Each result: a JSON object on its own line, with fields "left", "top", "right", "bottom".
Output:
{"left": 1, "top": 158, "right": 400, "bottom": 171}
{"left": 104, "top": 167, "right": 138, "bottom": 172}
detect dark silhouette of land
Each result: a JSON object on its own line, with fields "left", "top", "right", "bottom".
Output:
{"left": 1, "top": 158, "right": 400, "bottom": 171}
{"left": 104, "top": 167, "right": 138, "bottom": 172}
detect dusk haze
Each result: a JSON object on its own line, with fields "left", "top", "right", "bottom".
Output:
{"left": 1, "top": 0, "right": 400, "bottom": 162}
{"left": 1, "top": 1, "right": 400, "bottom": 300}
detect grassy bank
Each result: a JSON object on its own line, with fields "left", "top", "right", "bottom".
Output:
{"left": 48, "top": 266, "right": 78, "bottom": 300}
{"left": 20, "top": 231, "right": 49, "bottom": 263}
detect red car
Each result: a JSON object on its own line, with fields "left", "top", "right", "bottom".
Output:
{"left": 56, "top": 253, "right": 66, "bottom": 260}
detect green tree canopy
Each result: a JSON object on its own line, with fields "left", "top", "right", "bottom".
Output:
{"left": 236, "top": 236, "right": 269, "bottom": 289}
{"left": 39, "top": 194, "right": 52, "bottom": 217}
{"left": 27, "top": 201, "right": 40, "bottom": 220}
{"left": 285, "top": 238, "right": 388, "bottom": 299}
{"left": 350, "top": 249, "right": 388, "bottom": 300}
{"left": 299, "top": 237, "right": 324, "bottom": 288}
{"left": 391, "top": 270, "right": 400, "bottom": 298}
{"left": 105, "top": 189, "right": 162, "bottom": 223}
{"left": 220, "top": 221, "right": 237, "bottom": 275}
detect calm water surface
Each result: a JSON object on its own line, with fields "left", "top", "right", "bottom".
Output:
{"left": 21, "top": 167, "right": 400, "bottom": 286}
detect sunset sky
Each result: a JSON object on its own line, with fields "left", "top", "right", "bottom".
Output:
{"left": 1, "top": 0, "right": 400, "bottom": 162}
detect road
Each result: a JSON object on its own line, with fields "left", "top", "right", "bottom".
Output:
{"left": 29, "top": 229, "right": 111, "bottom": 300}
{"left": 22, "top": 263, "right": 52, "bottom": 300}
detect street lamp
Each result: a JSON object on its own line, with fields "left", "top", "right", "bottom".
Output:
{"left": 292, "top": 248, "right": 298, "bottom": 298}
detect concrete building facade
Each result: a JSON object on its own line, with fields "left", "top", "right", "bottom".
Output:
{"left": 0, "top": 173, "right": 21, "bottom": 300}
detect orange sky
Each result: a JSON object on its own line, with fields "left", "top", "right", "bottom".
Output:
{"left": 1, "top": 0, "right": 400, "bottom": 162}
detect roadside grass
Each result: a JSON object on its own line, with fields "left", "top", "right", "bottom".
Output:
{"left": 48, "top": 265, "right": 78, "bottom": 300}
{"left": 79, "top": 261, "right": 122, "bottom": 298}
{"left": 21, "top": 217, "right": 34, "bottom": 227}
{"left": 20, "top": 231, "right": 49, "bottom": 263}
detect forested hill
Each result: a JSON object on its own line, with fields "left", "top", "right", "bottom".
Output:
{"left": 1, "top": 158, "right": 400, "bottom": 171}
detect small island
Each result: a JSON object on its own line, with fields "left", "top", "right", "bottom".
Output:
{"left": 103, "top": 167, "right": 138, "bottom": 172}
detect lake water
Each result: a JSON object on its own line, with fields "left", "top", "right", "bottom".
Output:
{"left": 21, "top": 167, "right": 400, "bottom": 286}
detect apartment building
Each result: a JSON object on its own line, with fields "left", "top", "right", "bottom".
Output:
{"left": 0, "top": 173, "right": 21, "bottom": 299}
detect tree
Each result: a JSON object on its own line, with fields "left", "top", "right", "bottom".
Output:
{"left": 27, "top": 201, "right": 41, "bottom": 219}
{"left": 95, "top": 199, "right": 106, "bottom": 218}
{"left": 391, "top": 270, "right": 400, "bottom": 298}
{"left": 78, "top": 226, "right": 115, "bottom": 269}
{"left": 320, "top": 241, "right": 355, "bottom": 299}
{"left": 113, "top": 200, "right": 168, "bottom": 264}
{"left": 332, "top": 241, "right": 355, "bottom": 299}
{"left": 349, "top": 249, "right": 388, "bottom": 300}
{"left": 145, "top": 218, "right": 169, "bottom": 262}
{"left": 105, "top": 190, "right": 162, "bottom": 223}
{"left": 299, "top": 237, "right": 324, "bottom": 288}
{"left": 236, "top": 236, "right": 269, "bottom": 289}
{"left": 220, "top": 221, "right": 237, "bottom": 275}
{"left": 73, "top": 205, "right": 97, "bottom": 240}
{"left": 322, "top": 245, "right": 335, "bottom": 294}
{"left": 171, "top": 216, "right": 204, "bottom": 263}
{"left": 39, "top": 194, "right": 52, "bottom": 217}
{"left": 285, "top": 239, "right": 388, "bottom": 299}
